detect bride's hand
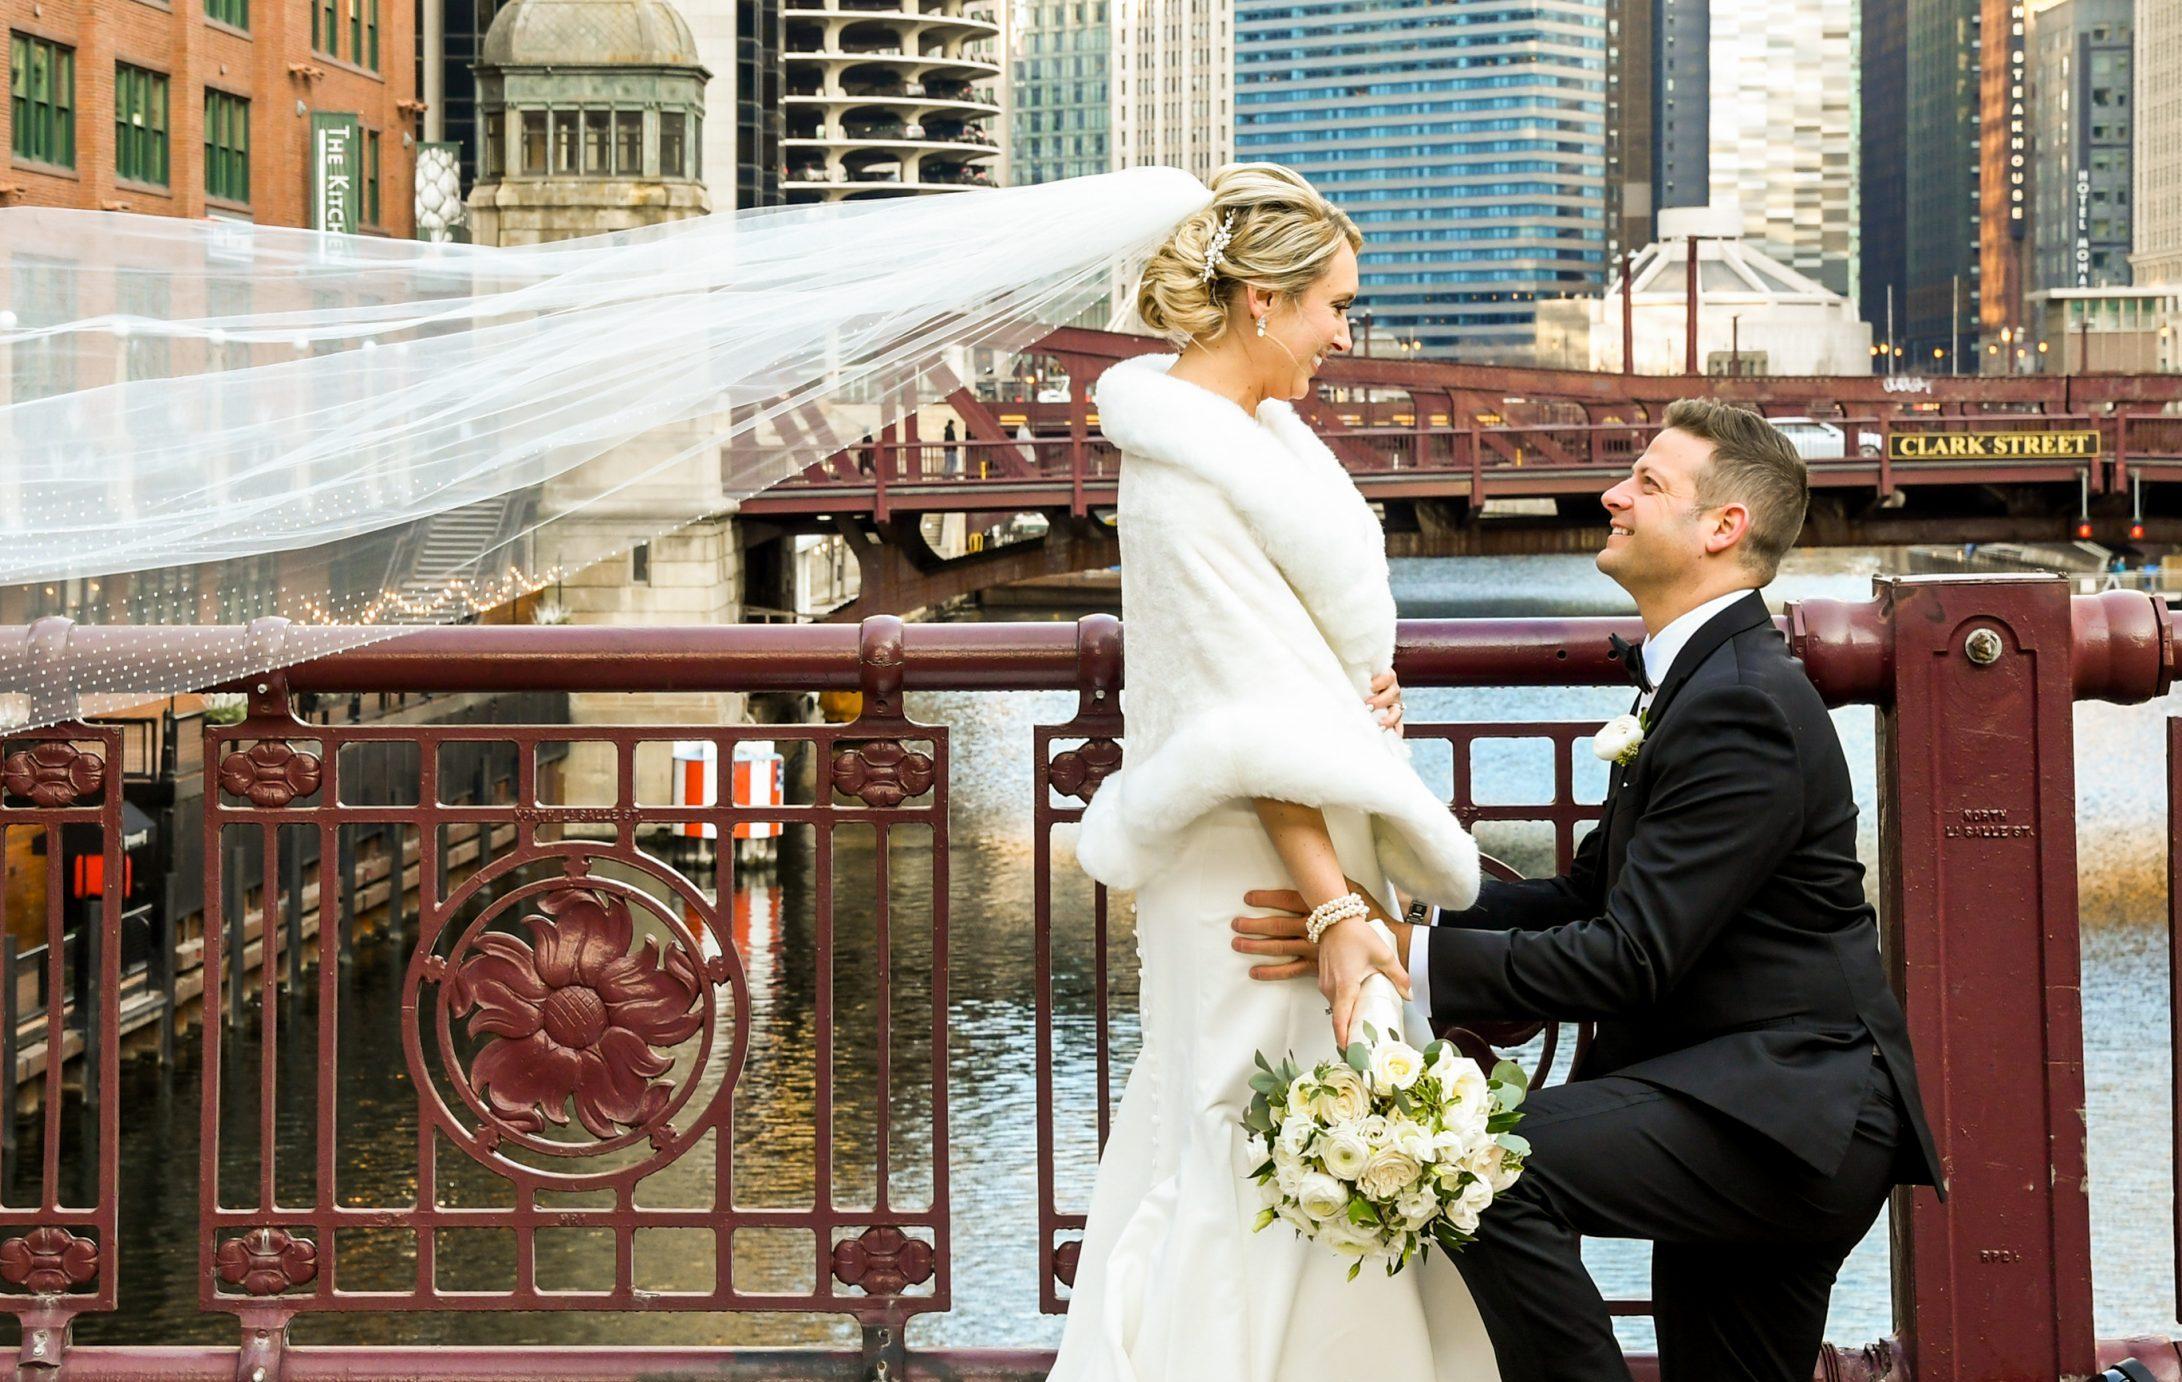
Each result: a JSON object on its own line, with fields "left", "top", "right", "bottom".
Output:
{"left": 1367, "top": 670, "right": 1405, "bottom": 737}
{"left": 1317, "top": 914, "right": 1410, "bottom": 1049}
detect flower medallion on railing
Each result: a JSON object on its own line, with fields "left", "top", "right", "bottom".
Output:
{"left": 214, "top": 1228, "right": 318, "bottom": 1296}
{"left": 1, "top": 743, "right": 105, "bottom": 807}
{"left": 831, "top": 1226, "right": 935, "bottom": 1295}
{"left": 831, "top": 740, "right": 935, "bottom": 807}
{"left": 0, "top": 1227, "right": 98, "bottom": 1295}
{"left": 448, "top": 886, "right": 704, "bottom": 1139}
{"left": 217, "top": 741, "right": 323, "bottom": 808}
{"left": 1049, "top": 738, "right": 1122, "bottom": 803}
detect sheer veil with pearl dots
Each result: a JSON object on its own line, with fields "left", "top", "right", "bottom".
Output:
{"left": 0, "top": 166, "right": 1210, "bottom": 729}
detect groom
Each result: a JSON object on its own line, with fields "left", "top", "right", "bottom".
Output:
{"left": 1234, "top": 399, "right": 1941, "bottom": 1382}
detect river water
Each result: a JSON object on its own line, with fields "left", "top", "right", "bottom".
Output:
{"left": 54, "top": 550, "right": 2182, "bottom": 1355}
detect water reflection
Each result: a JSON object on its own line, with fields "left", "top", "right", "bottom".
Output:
{"left": 51, "top": 550, "right": 2182, "bottom": 1351}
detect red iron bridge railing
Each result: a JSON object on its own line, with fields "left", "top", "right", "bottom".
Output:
{"left": 0, "top": 573, "right": 2174, "bottom": 1380}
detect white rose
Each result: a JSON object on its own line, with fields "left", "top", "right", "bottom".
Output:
{"left": 1358, "top": 1146, "right": 1424, "bottom": 1201}
{"left": 1318, "top": 1125, "right": 1371, "bottom": 1180}
{"left": 1426, "top": 1044, "right": 1465, "bottom": 1095}
{"left": 1448, "top": 1200, "right": 1483, "bottom": 1236}
{"left": 1277, "top": 1112, "right": 1315, "bottom": 1159}
{"left": 1592, "top": 712, "right": 1645, "bottom": 765}
{"left": 1370, "top": 1038, "right": 1426, "bottom": 1091}
{"left": 1295, "top": 1171, "right": 1350, "bottom": 1223}
{"left": 1388, "top": 1116, "right": 1436, "bottom": 1161}
{"left": 1277, "top": 1203, "right": 1315, "bottom": 1235}
{"left": 1319, "top": 1218, "right": 1382, "bottom": 1259}
{"left": 1457, "top": 1176, "right": 1494, "bottom": 1219}
{"left": 1311, "top": 1066, "right": 1370, "bottom": 1124}
{"left": 1395, "top": 1187, "right": 1440, "bottom": 1229}
{"left": 1356, "top": 1113, "right": 1392, "bottom": 1148}
{"left": 1439, "top": 1058, "right": 1490, "bottom": 1111}
{"left": 1486, "top": 1148, "right": 1524, "bottom": 1193}
{"left": 1287, "top": 1075, "right": 1314, "bottom": 1111}
{"left": 1276, "top": 1158, "right": 1307, "bottom": 1198}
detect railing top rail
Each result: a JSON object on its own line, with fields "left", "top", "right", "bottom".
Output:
{"left": 0, "top": 581, "right": 2167, "bottom": 709}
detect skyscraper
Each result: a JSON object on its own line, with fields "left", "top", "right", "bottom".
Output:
{"left": 2028, "top": 0, "right": 2132, "bottom": 293}
{"left": 1234, "top": 0, "right": 1608, "bottom": 362}
{"left": 1112, "top": 0, "right": 1232, "bottom": 181}
{"left": 1006, "top": 0, "right": 1112, "bottom": 184}
{"left": 1650, "top": 0, "right": 1856, "bottom": 297}
{"left": 2133, "top": 0, "right": 2182, "bottom": 285}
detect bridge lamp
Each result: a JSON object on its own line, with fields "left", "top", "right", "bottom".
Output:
{"left": 2077, "top": 519, "right": 2096, "bottom": 540}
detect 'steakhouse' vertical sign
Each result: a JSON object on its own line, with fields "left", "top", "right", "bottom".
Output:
{"left": 310, "top": 112, "right": 363, "bottom": 235}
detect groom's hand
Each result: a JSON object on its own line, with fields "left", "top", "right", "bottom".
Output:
{"left": 1231, "top": 891, "right": 1317, "bottom": 980}
{"left": 1233, "top": 887, "right": 1414, "bottom": 1046}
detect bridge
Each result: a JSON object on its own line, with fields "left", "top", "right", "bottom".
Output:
{"left": 0, "top": 576, "right": 2174, "bottom": 1380}
{"left": 738, "top": 328, "right": 2182, "bottom": 619}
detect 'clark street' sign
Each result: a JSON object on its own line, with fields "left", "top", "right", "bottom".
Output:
{"left": 1886, "top": 430, "right": 2102, "bottom": 461}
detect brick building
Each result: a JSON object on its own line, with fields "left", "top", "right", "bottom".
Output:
{"left": 3, "top": 0, "right": 418, "bottom": 233}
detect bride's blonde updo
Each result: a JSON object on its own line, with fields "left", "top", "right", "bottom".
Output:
{"left": 1134, "top": 163, "right": 1362, "bottom": 347}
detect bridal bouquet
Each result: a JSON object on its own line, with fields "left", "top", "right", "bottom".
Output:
{"left": 1243, "top": 1027, "right": 1528, "bottom": 1278}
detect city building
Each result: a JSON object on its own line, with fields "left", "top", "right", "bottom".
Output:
{"left": 3, "top": 0, "right": 417, "bottom": 232}
{"left": 2134, "top": 0, "right": 2182, "bottom": 284}
{"left": 1234, "top": 0, "right": 1608, "bottom": 363}
{"left": 1858, "top": 0, "right": 1907, "bottom": 362}
{"left": 781, "top": 0, "right": 1001, "bottom": 200}
{"left": 1601, "top": 0, "right": 1653, "bottom": 267}
{"left": 1649, "top": 0, "right": 1856, "bottom": 297}
{"left": 1862, "top": 0, "right": 1995, "bottom": 369}
{"left": 1531, "top": 207, "right": 1873, "bottom": 375}
{"left": 466, "top": 0, "right": 712, "bottom": 242}
{"left": 2026, "top": 283, "right": 2181, "bottom": 372}
{"left": 1976, "top": 0, "right": 2028, "bottom": 359}
{"left": 2028, "top": 0, "right": 2132, "bottom": 294}
{"left": 1112, "top": 0, "right": 1229, "bottom": 182}
{"left": 1005, "top": 0, "right": 1109, "bottom": 186}
{"left": 683, "top": 0, "right": 786, "bottom": 209}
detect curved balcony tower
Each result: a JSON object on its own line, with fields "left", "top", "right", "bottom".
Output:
{"left": 782, "top": 0, "right": 1002, "bottom": 201}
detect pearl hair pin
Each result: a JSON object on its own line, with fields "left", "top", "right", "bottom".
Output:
{"left": 1200, "top": 208, "right": 1238, "bottom": 284}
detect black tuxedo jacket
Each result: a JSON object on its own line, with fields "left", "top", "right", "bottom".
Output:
{"left": 1427, "top": 591, "right": 1942, "bottom": 1189}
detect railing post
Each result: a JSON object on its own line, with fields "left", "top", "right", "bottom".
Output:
{"left": 1877, "top": 573, "right": 2096, "bottom": 1381}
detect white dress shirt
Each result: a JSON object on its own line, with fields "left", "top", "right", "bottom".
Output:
{"left": 1401, "top": 587, "right": 1762, "bottom": 1021}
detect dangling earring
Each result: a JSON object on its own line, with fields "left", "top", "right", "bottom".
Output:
{"left": 1255, "top": 314, "right": 1267, "bottom": 339}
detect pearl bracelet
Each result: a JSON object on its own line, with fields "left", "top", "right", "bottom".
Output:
{"left": 1304, "top": 892, "right": 1369, "bottom": 944}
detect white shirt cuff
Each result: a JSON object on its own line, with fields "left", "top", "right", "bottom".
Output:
{"left": 1405, "top": 915, "right": 1433, "bottom": 1025}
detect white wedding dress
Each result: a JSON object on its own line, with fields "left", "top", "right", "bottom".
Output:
{"left": 1052, "top": 354, "right": 1499, "bottom": 1382}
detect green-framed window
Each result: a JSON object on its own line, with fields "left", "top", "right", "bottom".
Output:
{"left": 8, "top": 33, "right": 76, "bottom": 169}
{"left": 205, "top": 0, "right": 249, "bottom": 30}
{"left": 113, "top": 63, "right": 169, "bottom": 186}
{"left": 365, "top": 127, "right": 380, "bottom": 224}
{"left": 349, "top": 0, "right": 362, "bottom": 64}
{"left": 365, "top": 0, "right": 379, "bottom": 68}
{"left": 203, "top": 89, "right": 250, "bottom": 204}
{"left": 314, "top": 0, "right": 338, "bottom": 56}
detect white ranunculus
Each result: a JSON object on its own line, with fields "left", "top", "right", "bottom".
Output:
{"left": 1358, "top": 1146, "right": 1424, "bottom": 1201}
{"left": 1310, "top": 1066, "right": 1370, "bottom": 1124}
{"left": 1370, "top": 1038, "right": 1426, "bottom": 1091}
{"left": 1592, "top": 712, "right": 1645, "bottom": 765}
{"left": 1296, "top": 1171, "right": 1350, "bottom": 1223}
{"left": 1318, "top": 1125, "right": 1372, "bottom": 1180}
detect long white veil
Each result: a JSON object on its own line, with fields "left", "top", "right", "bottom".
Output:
{"left": 0, "top": 166, "right": 1208, "bottom": 729}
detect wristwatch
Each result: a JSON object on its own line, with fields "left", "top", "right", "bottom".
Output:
{"left": 1404, "top": 899, "right": 1431, "bottom": 926}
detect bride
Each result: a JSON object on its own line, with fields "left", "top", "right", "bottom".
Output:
{"left": 1054, "top": 162, "right": 1499, "bottom": 1381}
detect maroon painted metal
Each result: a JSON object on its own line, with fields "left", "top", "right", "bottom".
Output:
{"left": 0, "top": 724, "right": 123, "bottom": 1371}
{"left": 0, "top": 579, "right": 2176, "bottom": 1377}
{"left": 1877, "top": 576, "right": 2098, "bottom": 1382}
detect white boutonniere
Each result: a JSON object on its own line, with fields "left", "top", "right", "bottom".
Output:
{"left": 1591, "top": 712, "right": 1646, "bottom": 767}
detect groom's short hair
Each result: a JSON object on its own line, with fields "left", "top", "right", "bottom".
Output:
{"left": 1663, "top": 398, "right": 1809, "bottom": 579}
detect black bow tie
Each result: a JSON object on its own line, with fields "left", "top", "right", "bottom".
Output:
{"left": 1608, "top": 632, "right": 1653, "bottom": 693}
